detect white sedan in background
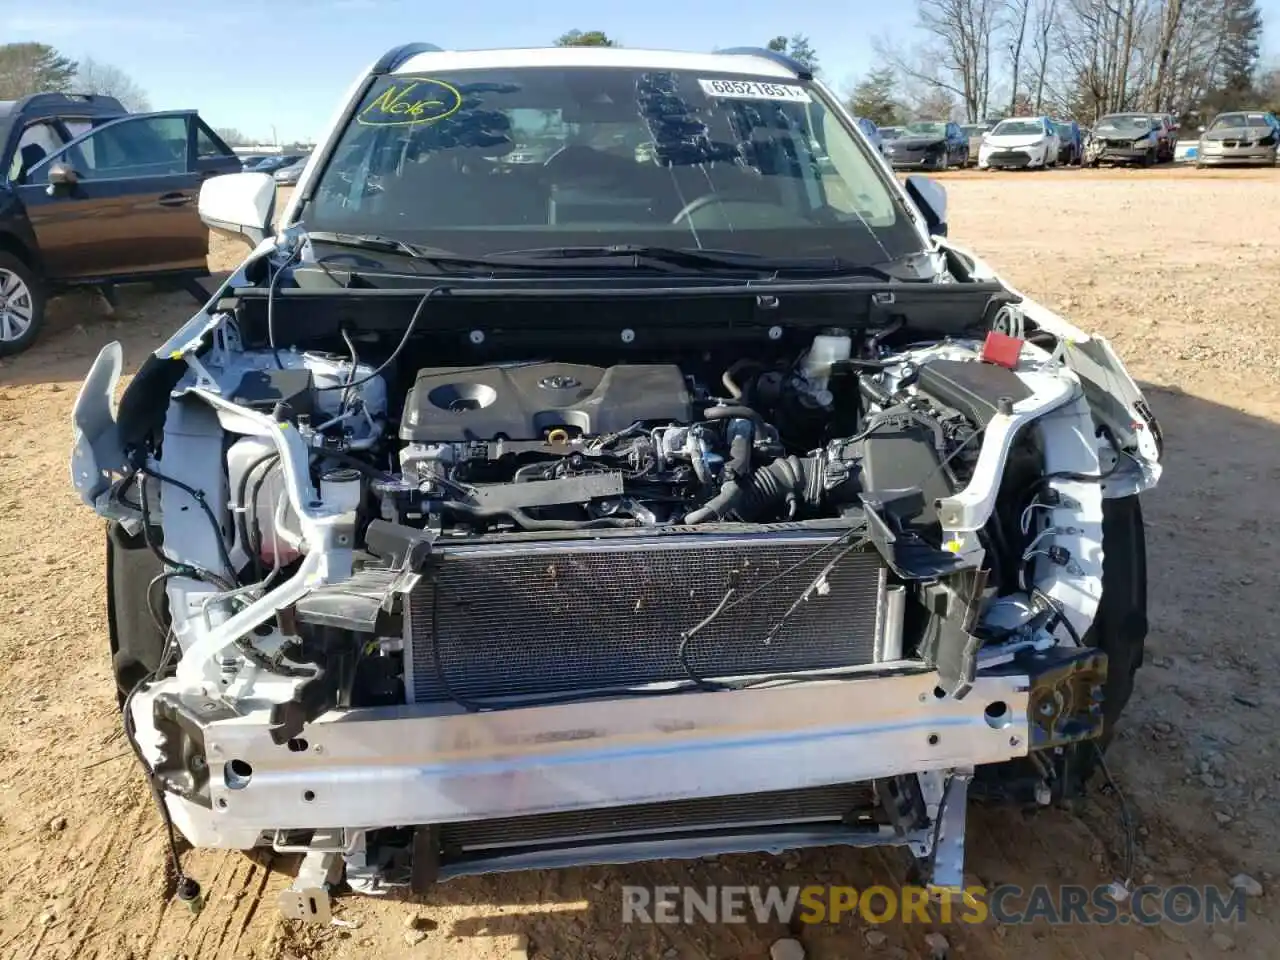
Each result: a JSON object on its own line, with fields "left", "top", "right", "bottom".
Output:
{"left": 978, "top": 117, "right": 1062, "bottom": 170}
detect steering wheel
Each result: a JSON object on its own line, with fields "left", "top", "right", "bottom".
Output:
{"left": 671, "top": 194, "right": 811, "bottom": 229}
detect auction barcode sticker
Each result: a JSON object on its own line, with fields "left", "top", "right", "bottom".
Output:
{"left": 697, "top": 78, "right": 812, "bottom": 103}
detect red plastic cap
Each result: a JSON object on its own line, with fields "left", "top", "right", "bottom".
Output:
{"left": 982, "top": 330, "right": 1024, "bottom": 370}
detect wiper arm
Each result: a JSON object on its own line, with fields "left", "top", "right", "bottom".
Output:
{"left": 305, "top": 231, "right": 496, "bottom": 267}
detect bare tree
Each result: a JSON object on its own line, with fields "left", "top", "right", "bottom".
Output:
{"left": 1056, "top": 0, "right": 1159, "bottom": 119}
{"left": 1030, "top": 0, "right": 1059, "bottom": 112}
{"left": 912, "top": 86, "right": 961, "bottom": 120}
{"left": 75, "top": 57, "right": 151, "bottom": 112}
{"left": 1003, "top": 0, "right": 1034, "bottom": 113}
{"left": 1148, "top": 0, "right": 1185, "bottom": 109}
{"left": 877, "top": 0, "right": 1001, "bottom": 121}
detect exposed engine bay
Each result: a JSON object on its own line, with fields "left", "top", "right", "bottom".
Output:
{"left": 234, "top": 332, "right": 1007, "bottom": 550}
{"left": 71, "top": 278, "right": 1163, "bottom": 917}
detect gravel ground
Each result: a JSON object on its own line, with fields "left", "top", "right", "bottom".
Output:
{"left": 0, "top": 168, "right": 1277, "bottom": 959}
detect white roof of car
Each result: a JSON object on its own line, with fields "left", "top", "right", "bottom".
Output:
{"left": 394, "top": 46, "right": 799, "bottom": 78}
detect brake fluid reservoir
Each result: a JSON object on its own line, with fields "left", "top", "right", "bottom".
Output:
{"left": 802, "top": 329, "right": 852, "bottom": 393}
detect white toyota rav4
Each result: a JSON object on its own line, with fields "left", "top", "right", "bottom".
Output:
{"left": 71, "top": 42, "right": 1162, "bottom": 920}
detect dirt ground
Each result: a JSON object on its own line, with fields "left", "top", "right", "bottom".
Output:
{"left": 1, "top": 166, "right": 1277, "bottom": 960}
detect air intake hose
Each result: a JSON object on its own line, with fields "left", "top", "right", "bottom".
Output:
{"left": 684, "top": 454, "right": 825, "bottom": 525}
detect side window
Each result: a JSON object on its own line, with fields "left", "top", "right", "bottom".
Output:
{"left": 61, "top": 120, "right": 93, "bottom": 140}
{"left": 36, "top": 115, "right": 190, "bottom": 182}
{"left": 196, "top": 122, "right": 233, "bottom": 160}
{"left": 8, "top": 121, "right": 65, "bottom": 181}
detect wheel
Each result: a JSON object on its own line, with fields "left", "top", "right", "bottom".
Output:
{"left": 1088, "top": 495, "right": 1149, "bottom": 745}
{"left": 0, "top": 252, "right": 45, "bottom": 357}
{"left": 1142, "top": 148, "right": 1156, "bottom": 167}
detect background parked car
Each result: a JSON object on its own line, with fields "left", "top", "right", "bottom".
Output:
{"left": 883, "top": 120, "right": 968, "bottom": 169}
{"left": 239, "top": 154, "right": 268, "bottom": 170}
{"left": 852, "top": 116, "right": 885, "bottom": 155}
{"left": 248, "top": 154, "right": 303, "bottom": 173}
{"left": 1087, "top": 113, "right": 1166, "bottom": 166}
{"left": 977, "top": 116, "right": 1062, "bottom": 169}
{"left": 1196, "top": 110, "right": 1280, "bottom": 167}
{"left": 1147, "top": 114, "right": 1177, "bottom": 161}
{"left": 960, "top": 123, "right": 989, "bottom": 165}
{"left": 272, "top": 154, "right": 311, "bottom": 185}
{"left": 0, "top": 92, "right": 240, "bottom": 355}
{"left": 878, "top": 126, "right": 904, "bottom": 144}
{"left": 1052, "top": 119, "right": 1084, "bottom": 165}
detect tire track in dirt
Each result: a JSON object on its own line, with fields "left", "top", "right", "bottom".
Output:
{"left": 56, "top": 800, "right": 137, "bottom": 960}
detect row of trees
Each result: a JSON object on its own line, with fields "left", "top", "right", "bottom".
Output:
{"left": 860, "top": 0, "right": 1271, "bottom": 124}
{"left": 0, "top": 42, "right": 150, "bottom": 111}
{"left": 554, "top": 15, "right": 1271, "bottom": 127}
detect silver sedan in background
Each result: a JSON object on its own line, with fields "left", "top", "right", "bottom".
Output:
{"left": 1196, "top": 111, "right": 1280, "bottom": 167}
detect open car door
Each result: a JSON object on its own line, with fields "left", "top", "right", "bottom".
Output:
{"left": 16, "top": 111, "right": 237, "bottom": 284}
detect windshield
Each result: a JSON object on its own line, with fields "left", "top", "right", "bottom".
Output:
{"left": 1053, "top": 122, "right": 1073, "bottom": 136}
{"left": 1096, "top": 114, "right": 1151, "bottom": 133}
{"left": 1209, "top": 112, "right": 1272, "bottom": 130}
{"left": 992, "top": 119, "right": 1044, "bottom": 137}
{"left": 879, "top": 127, "right": 903, "bottom": 140}
{"left": 903, "top": 122, "right": 946, "bottom": 137}
{"left": 301, "top": 67, "right": 923, "bottom": 263}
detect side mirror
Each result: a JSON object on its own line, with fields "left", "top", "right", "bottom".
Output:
{"left": 198, "top": 172, "right": 276, "bottom": 247}
{"left": 45, "top": 162, "right": 78, "bottom": 195}
{"left": 903, "top": 174, "right": 947, "bottom": 238}
{"left": 1197, "top": 125, "right": 1206, "bottom": 133}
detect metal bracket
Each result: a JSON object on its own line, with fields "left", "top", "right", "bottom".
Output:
{"left": 926, "top": 771, "right": 971, "bottom": 899}
{"left": 277, "top": 847, "right": 344, "bottom": 924}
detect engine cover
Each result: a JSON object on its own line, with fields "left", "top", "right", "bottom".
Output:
{"left": 399, "top": 362, "right": 691, "bottom": 443}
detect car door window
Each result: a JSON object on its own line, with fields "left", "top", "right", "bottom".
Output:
{"left": 8, "top": 121, "right": 65, "bottom": 181}
{"left": 195, "top": 121, "right": 234, "bottom": 160}
{"left": 32, "top": 115, "right": 191, "bottom": 183}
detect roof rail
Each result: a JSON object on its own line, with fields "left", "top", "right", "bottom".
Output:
{"left": 714, "top": 47, "right": 813, "bottom": 81}
{"left": 15, "top": 92, "right": 126, "bottom": 114}
{"left": 372, "top": 42, "right": 445, "bottom": 75}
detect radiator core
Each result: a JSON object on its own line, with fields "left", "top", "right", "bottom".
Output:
{"left": 404, "top": 528, "right": 887, "bottom": 705}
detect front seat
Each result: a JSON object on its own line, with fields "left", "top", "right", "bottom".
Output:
{"left": 18, "top": 143, "right": 48, "bottom": 182}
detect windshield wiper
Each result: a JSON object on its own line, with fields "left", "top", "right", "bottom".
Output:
{"left": 304, "top": 231, "right": 501, "bottom": 268}
{"left": 304, "top": 235, "right": 906, "bottom": 280}
{"left": 306, "top": 233, "right": 701, "bottom": 273}
{"left": 492, "top": 245, "right": 897, "bottom": 279}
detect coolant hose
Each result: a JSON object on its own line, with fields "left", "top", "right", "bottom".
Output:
{"left": 701, "top": 404, "right": 769, "bottom": 430}
{"left": 440, "top": 501, "right": 637, "bottom": 530}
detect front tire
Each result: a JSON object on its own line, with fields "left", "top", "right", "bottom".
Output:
{"left": 1088, "top": 495, "right": 1149, "bottom": 744}
{"left": 0, "top": 252, "right": 45, "bottom": 357}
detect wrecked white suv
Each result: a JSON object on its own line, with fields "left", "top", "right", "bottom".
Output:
{"left": 71, "top": 43, "right": 1162, "bottom": 921}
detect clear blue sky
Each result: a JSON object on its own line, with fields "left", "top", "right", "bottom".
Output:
{"left": 3, "top": 0, "right": 1278, "bottom": 142}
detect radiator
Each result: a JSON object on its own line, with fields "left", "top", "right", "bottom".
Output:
{"left": 439, "top": 782, "right": 881, "bottom": 853}
{"left": 404, "top": 527, "right": 887, "bottom": 705}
